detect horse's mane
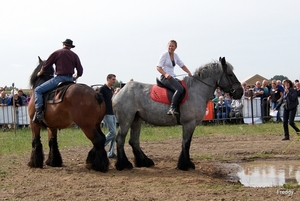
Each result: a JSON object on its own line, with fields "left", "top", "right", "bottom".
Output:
{"left": 185, "top": 60, "right": 233, "bottom": 87}
{"left": 29, "top": 62, "right": 42, "bottom": 87}
{"left": 29, "top": 57, "right": 54, "bottom": 89}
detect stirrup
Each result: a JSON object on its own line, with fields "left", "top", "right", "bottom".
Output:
{"left": 33, "top": 112, "right": 43, "bottom": 123}
{"left": 167, "top": 108, "right": 179, "bottom": 115}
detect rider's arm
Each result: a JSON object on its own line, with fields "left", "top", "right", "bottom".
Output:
{"left": 181, "top": 65, "right": 192, "bottom": 76}
{"left": 156, "top": 66, "right": 170, "bottom": 79}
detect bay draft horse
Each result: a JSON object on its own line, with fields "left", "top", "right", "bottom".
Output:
{"left": 113, "top": 57, "right": 243, "bottom": 171}
{"left": 28, "top": 57, "right": 109, "bottom": 172}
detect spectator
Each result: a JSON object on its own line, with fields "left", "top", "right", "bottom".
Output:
{"left": 294, "top": 81, "right": 300, "bottom": 96}
{"left": 244, "top": 85, "right": 254, "bottom": 99}
{"left": 26, "top": 91, "right": 32, "bottom": 105}
{"left": 18, "top": 89, "right": 27, "bottom": 106}
{"left": 229, "top": 98, "right": 243, "bottom": 124}
{"left": 277, "top": 80, "right": 284, "bottom": 93}
{"left": 0, "top": 90, "right": 8, "bottom": 106}
{"left": 253, "top": 81, "right": 268, "bottom": 122}
{"left": 0, "top": 90, "right": 9, "bottom": 131}
{"left": 224, "top": 92, "right": 232, "bottom": 120}
{"left": 262, "top": 80, "right": 270, "bottom": 122}
{"left": 253, "top": 81, "right": 264, "bottom": 98}
{"left": 241, "top": 82, "right": 247, "bottom": 95}
{"left": 275, "top": 79, "right": 300, "bottom": 140}
{"left": 7, "top": 91, "right": 23, "bottom": 107}
{"left": 268, "top": 80, "right": 283, "bottom": 123}
{"left": 215, "top": 96, "right": 228, "bottom": 124}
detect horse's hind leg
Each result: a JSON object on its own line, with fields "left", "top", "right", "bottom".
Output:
{"left": 85, "top": 127, "right": 109, "bottom": 172}
{"left": 45, "top": 128, "right": 62, "bottom": 167}
{"left": 129, "top": 116, "right": 154, "bottom": 168}
{"left": 28, "top": 123, "right": 44, "bottom": 168}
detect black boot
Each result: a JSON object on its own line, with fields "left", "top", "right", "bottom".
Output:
{"left": 167, "top": 90, "right": 181, "bottom": 115}
{"left": 33, "top": 107, "right": 43, "bottom": 123}
{"left": 282, "top": 135, "right": 290, "bottom": 140}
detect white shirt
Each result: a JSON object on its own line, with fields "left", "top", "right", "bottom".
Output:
{"left": 157, "top": 51, "right": 184, "bottom": 77}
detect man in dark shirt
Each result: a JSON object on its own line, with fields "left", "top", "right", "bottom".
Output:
{"left": 99, "top": 74, "right": 117, "bottom": 158}
{"left": 33, "top": 39, "right": 83, "bottom": 122}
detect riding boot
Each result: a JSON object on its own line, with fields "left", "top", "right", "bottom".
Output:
{"left": 167, "top": 91, "right": 180, "bottom": 115}
{"left": 33, "top": 107, "right": 43, "bottom": 123}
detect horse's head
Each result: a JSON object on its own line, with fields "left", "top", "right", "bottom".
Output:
{"left": 29, "top": 56, "right": 54, "bottom": 89}
{"left": 217, "top": 57, "right": 243, "bottom": 99}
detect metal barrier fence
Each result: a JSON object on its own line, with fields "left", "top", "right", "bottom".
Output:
{"left": 0, "top": 106, "right": 30, "bottom": 125}
{"left": 1, "top": 98, "right": 300, "bottom": 126}
{"left": 204, "top": 97, "right": 300, "bottom": 124}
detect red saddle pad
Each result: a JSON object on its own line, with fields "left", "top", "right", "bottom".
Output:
{"left": 150, "top": 80, "right": 188, "bottom": 105}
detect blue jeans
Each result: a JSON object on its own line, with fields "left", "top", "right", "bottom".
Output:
{"left": 217, "top": 112, "right": 226, "bottom": 123}
{"left": 103, "top": 115, "right": 117, "bottom": 157}
{"left": 34, "top": 75, "right": 73, "bottom": 108}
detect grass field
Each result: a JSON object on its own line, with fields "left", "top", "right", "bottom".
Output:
{"left": 0, "top": 122, "right": 292, "bottom": 156}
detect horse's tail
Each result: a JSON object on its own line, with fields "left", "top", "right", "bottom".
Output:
{"left": 95, "top": 92, "right": 104, "bottom": 105}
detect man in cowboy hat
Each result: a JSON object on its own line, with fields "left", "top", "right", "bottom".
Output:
{"left": 33, "top": 38, "right": 83, "bottom": 123}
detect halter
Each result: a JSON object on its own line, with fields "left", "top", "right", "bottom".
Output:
{"left": 217, "top": 64, "right": 239, "bottom": 94}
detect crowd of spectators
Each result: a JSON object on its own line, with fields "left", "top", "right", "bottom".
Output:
{"left": 0, "top": 87, "right": 30, "bottom": 131}
{"left": 209, "top": 79, "right": 300, "bottom": 125}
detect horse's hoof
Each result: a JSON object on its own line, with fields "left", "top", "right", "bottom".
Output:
{"left": 177, "top": 160, "right": 195, "bottom": 171}
{"left": 115, "top": 160, "right": 133, "bottom": 171}
{"left": 135, "top": 157, "right": 154, "bottom": 168}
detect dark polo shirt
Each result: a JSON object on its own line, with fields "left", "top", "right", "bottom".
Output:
{"left": 99, "top": 84, "right": 114, "bottom": 115}
{"left": 42, "top": 47, "right": 83, "bottom": 76}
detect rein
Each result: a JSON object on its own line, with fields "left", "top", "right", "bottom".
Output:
{"left": 192, "top": 75, "right": 215, "bottom": 88}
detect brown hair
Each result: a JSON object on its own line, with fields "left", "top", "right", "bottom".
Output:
{"left": 285, "top": 79, "right": 294, "bottom": 88}
{"left": 169, "top": 40, "right": 177, "bottom": 47}
{"left": 107, "top": 74, "right": 116, "bottom": 80}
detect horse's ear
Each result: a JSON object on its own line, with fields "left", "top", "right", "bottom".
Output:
{"left": 219, "top": 57, "right": 227, "bottom": 68}
{"left": 38, "top": 56, "right": 42, "bottom": 64}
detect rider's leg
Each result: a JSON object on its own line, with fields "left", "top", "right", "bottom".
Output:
{"left": 33, "top": 76, "right": 73, "bottom": 122}
{"left": 160, "top": 76, "right": 184, "bottom": 115}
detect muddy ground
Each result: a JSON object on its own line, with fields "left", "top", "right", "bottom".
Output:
{"left": 1, "top": 132, "right": 300, "bottom": 201}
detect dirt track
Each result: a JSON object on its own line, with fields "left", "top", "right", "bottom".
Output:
{"left": 1, "top": 133, "right": 300, "bottom": 201}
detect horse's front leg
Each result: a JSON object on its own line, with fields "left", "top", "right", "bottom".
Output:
{"left": 177, "top": 122, "right": 196, "bottom": 171}
{"left": 45, "top": 128, "right": 62, "bottom": 167}
{"left": 85, "top": 127, "right": 109, "bottom": 172}
{"left": 115, "top": 126, "right": 134, "bottom": 170}
{"left": 130, "top": 117, "right": 154, "bottom": 168}
{"left": 28, "top": 122, "right": 44, "bottom": 168}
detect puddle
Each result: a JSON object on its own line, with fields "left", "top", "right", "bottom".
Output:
{"left": 235, "top": 160, "right": 300, "bottom": 187}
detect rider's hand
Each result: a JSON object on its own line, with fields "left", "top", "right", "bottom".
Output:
{"left": 37, "top": 71, "right": 43, "bottom": 77}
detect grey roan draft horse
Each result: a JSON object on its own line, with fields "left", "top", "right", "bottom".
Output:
{"left": 113, "top": 57, "right": 243, "bottom": 171}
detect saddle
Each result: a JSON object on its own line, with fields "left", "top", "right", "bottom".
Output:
{"left": 42, "top": 81, "right": 75, "bottom": 110}
{"left": 150, "top": 78, "right": 188, "bottom": 105}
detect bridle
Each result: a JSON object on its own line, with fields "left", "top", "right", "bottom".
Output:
{"left": 217, "top": 64, "right": 240, "bottom": 94}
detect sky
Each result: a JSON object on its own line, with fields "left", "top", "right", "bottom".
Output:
{"left": 1, "top": 0, "right": 300, "bottom": 90}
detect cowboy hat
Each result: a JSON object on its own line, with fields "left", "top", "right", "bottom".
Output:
{"left": 62, "top": 39, "right": 75, "bottom": 48}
